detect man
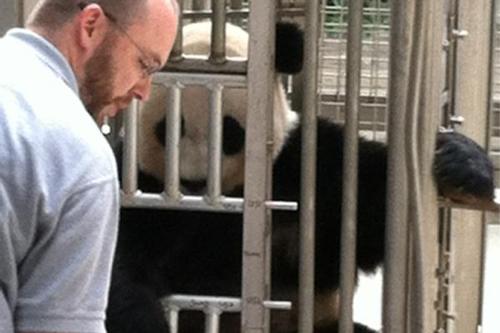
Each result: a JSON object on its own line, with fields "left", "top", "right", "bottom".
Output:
{"left": 0, "top": 0, "right": 178, "bottom": 332}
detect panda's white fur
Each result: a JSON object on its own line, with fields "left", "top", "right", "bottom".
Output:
{"left": 138, "top": 21, "right": 298, "bottom": 194}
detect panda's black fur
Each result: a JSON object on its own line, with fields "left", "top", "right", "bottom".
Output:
{"left": 105, "top": 22, "right": 495, "bottom": 333}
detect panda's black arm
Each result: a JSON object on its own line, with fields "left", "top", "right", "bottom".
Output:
{"left": 355, "top": 129, "right": 495, "bottom": 204}
{"left": 433, "top": 131, "right": 495, "bottom": 203}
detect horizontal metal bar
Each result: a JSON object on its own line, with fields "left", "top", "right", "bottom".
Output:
{"left": 182, "top": 8, "right": 249, "bottom": 19}
{"left": 161, "top": 295, "right": 292, "bottom": 313}
{"left": 438, "top": 197, "right": 500, "bottom": 212}
{"left": 120, "top": 192, "right": 298, "bottom": 212}
{"left": 180, "top": 7, "right": 305, "bottom": 19}
{"left": 153, "top": 71, "right": 247, "bottom": 87}
{"left": 262, "top": 300, "right": 292, "bottom": 311}
{"left": 165, "top": 57, "right": 247, "bottom": 75}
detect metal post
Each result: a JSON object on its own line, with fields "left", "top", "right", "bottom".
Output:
{"left": 382, "top": 0, "right": 413, "bottom": 331}
{"left": 169, "top": 0, "right": 183, "bottom": 62}
{"left": 204, "top": 307, "right": 222, "bottom": 333}
{"left": 338, "top": 0, "right": 363, "bottom": 332}
{"left": 166, "top": 306, "right": 179, "bottom": 333}
{"left": 165, "top": 83, "right": 182, "bottom": 200}
{"left": 122, "top": 100, "right": 140, "bottom": 194}
{"left": 450, "top": 0, "right": 494, "bottom": 331}
{"left": 297, "top": 1, "right": 320, "bottom": 333}
{"left": 412, "top": 0, "right": 444, "bottom": 331}
{"left": 405, "top": 0, "right": 427, "bottom": 329}
{"left": 211, "top": 0, "right": 226, "bottom": 64}
{"left": 241, "top": 1, "right": 276, "bottom": 332}
{"left": 207, "top": 84, "right": 224, "bottom": 202}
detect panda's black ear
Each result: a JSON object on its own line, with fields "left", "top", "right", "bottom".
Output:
{"left": 275, "top": 21, "right": 304, "bottom": 74}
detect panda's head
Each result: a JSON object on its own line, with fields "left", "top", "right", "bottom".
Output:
{"left": 138, "top": 21, "right": 302, "bottom": 195}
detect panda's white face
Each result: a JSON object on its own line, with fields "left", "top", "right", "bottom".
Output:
{"left": 138, "top": 21, "right": 298, "bottom": 195}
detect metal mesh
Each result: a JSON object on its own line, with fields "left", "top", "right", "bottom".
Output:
{"left": 318, "top": 0, "right": 390, "bottom": 141}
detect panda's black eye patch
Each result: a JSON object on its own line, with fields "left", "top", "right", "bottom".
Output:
{"left": 154, "top": 117, "right": 185, "bottom": 147}
{"left": 223, "top": 116, "right": 245, "bottom": 156}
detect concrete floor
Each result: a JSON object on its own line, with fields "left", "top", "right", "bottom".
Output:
{"left": 353, "top": 224, "right": 500, "bottom": 332}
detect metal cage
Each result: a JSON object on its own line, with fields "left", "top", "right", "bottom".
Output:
{"left": 118, "top": 0, "right": 498, "bottom": 332}
{"left": 3, "top": 0, "right": 498, "bottom": 332}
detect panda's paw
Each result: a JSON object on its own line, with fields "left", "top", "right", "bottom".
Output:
{"left": 434, "top": 131, "right": 495, "bottom": 204}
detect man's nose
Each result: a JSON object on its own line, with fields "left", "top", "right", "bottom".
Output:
{"left": 132, "top": 76, "right": 153, "bottom": 101}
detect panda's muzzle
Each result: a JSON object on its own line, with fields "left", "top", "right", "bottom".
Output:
{"left": 180, "top": 178, "right": 207, "bottom": 194}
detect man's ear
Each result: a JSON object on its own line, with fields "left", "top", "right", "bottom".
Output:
{"left": 77, "top": 3, "right": 107, "bottom": 51}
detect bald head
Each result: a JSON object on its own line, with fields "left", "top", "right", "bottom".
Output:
{"left": 27, "top": 0, "right": 178, "bottom": 33}
{"left": 25, "top": 0, "right": 178, "bottom": 123}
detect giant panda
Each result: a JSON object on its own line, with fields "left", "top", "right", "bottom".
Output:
{"left": 105, "top": 21, "right": 495, "bottom": 333}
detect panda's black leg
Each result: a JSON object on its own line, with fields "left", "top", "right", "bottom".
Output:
{"left": 106, "top": 269, "right": 169, "bottom": 333}
{"left": 288, "top": 321, "right": 378, "bottom": 333}
{"left": 434, "top": 131, "right": 495, "bottom": 204}
{"left": 310, "top": 322, "right": 378, "bottom": 333}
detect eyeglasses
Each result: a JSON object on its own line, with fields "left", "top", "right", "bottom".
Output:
{"left": 78, "top": 2, "right": 162, "bottom": 78}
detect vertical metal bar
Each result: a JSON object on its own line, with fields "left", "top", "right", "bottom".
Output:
{"left": 204, "top": 308, "right": 221, "bottom": 333}
{"left": 487, "top": 0, "right": 497, "bottom": 151}
{"left": 207, "top": 84, "right": 224, "bottom": 202}
{"left": 193, "top": 0, "right": 210, "bottom": 10}
{"left": 405, "top": 0, "right": 431, "bottom": 330}
{"left": 167, "top": 307, "right": 179, "bottom": 333}
{"left": 0, "top": 0, "right": 18, "bottom": 34}
{"left": 170, "top": 0, "right": 183, "bottom": 62}
{"left": 165, "top": 84, "right": 182, "bottom": 199}
{"left": 382, "top": 0, "right": 413, "bottom": 331}
{"left": 122, "top": 100, "right": 139, "bottom": 194}
{"left": 241, "top": 1, "right": 276, "bottom": 332}
{"left": 229, "top": 0, "right": 243, "bottom": 25}
{"left": 298, "top": 0, "right": 320, "bottom": 333}
{"left": 338, "top": 0, "right": 363, "bottom": 332}
{"left": 211, "top": 0, "right": 227, "bottom": 64}
{"left": 230, "top": 0, "right": 243, "bottom": 10}
{"left": 17, "top": 0, "right": 23, "bottom": 27}
{"left": 410, "top": 0, "right": 444, "bottom": 331}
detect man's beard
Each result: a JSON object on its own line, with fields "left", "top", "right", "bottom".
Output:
{"left": 80, "top": 33, "right": 117, "bottom": 118}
